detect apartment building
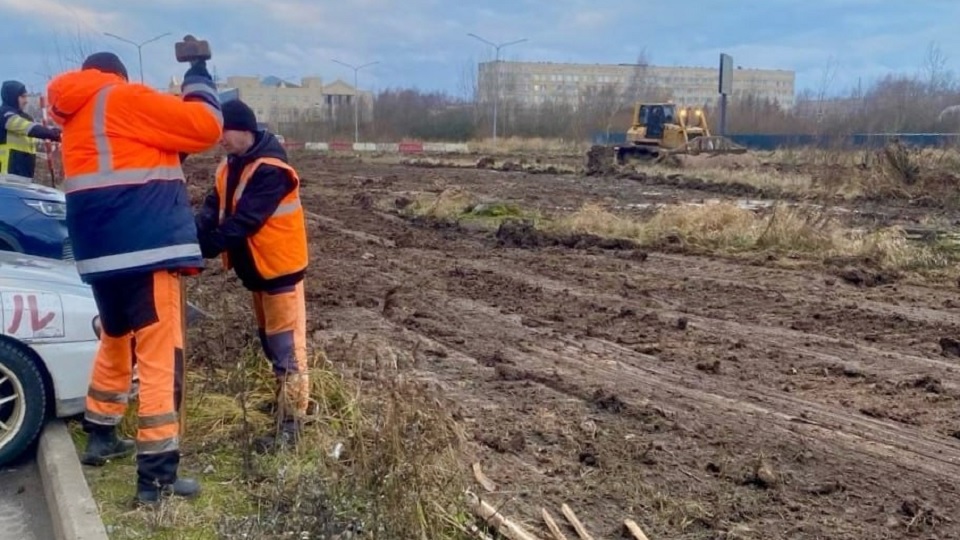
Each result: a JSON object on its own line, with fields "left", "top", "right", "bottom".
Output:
{"left": 478, "top": 61, "right": 796, "bottom": 110}
{"left": 167, "top": 75, "right": 374, "bottom": 125}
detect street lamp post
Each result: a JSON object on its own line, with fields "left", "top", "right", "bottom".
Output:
{"left": 103, "top": 32, "right": 172, "bottom": 84}
{"left": 331, "top": 59, "right": 379, "bottom": 144}
{"left": 467, "top": 33, "right": 527, "bottom": 143}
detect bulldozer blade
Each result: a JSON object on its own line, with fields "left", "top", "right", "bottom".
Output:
{"left": 666, "top": 136, "right": 747, "bottom": 156}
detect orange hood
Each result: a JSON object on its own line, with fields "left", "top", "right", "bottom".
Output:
{"left": 47, "top": 69, "right": 125, "bottom": 126}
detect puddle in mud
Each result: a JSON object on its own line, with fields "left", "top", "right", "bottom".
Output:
{"left": 618, "top": 198, "right": 854, "bottom": 214}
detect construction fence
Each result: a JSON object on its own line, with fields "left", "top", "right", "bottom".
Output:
{"left": 285, "top": 133, "right": 960, "bottom": 155}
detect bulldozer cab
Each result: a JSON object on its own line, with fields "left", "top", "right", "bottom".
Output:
{"left": 634, "top": 103, "right": 677, "bottom": 139}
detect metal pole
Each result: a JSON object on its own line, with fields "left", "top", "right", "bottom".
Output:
{"left": 332, "top": 59, "right": 379, "bottom": 144}
{"left": 467, "top": 33, "right": 527, "bottom": 144}
{"left": 493, "top": 47, "right": 499, "bottom": 144}
{"left": 104, "top": 32, "right": 171, "bottom": 84}
{"left": 353, "top": 69, "right": 360, "bottom": 144}
{"left": 720, "top": 93, "right": 728, "bottom": 137}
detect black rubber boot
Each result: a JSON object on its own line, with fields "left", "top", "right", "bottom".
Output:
{"left": 135, "top": 451, "right": 200, "bottom": 505}
{"left": 136, "top": 478, "right": 201, "bottom": 505}
{"left": 81, "top": 426, "right": 135, "bottom": 466}
{"left": 253, "top": 419, "right": 300, "bottom": 454}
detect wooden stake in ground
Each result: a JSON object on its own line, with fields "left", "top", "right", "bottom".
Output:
{"left": 624, "top": 519, "right": 651, "bottom": 540}
{"left": 472, "top": 462, "right": 498, "bottom": 492}
{"left": 464, "top": 491, "right": 542, "bottom": 540}
{"left": 178, "top": 274, "right": 188, "bottom": 437}
{"left": 541, "top": 508, "right": 569, "bottom": 540}
{"left": 560, "top": 504, "right": 595, "bottom": 540}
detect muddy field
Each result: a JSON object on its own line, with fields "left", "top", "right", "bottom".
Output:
{"left": 182, "top": 151, "right": 960, "bottom": 540}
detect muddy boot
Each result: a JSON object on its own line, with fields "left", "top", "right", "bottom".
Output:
{"left": 135, "top": 451, "right": 200, "bottom": 505}
{"left": 81, "top": 426, "right": 135, "bottom": 466}
{"left": 136, "top": 478, "right": 201, "bottom": 505}
{"left": 253, "top": 419, "right": 300, "bottom": 454}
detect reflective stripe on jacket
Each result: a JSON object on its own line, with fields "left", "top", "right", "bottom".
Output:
{"left": 47, "top": 69, "right": 222, "bottom": 281}
{"left": 214, "top": 157, "right": 308, "bottom": 280}
{"left": 0, "top": 108, "right": 39, "bottom": 178}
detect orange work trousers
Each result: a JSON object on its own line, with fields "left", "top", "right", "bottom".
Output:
{"left": 85, "top": 270, "right": 184, "bottom": 459}
{"left": 253, "top": 281, "right": 309, "bottom": 418}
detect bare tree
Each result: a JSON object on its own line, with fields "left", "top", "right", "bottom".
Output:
{"left": 923, "top": 41, "right": 952, "bottom": 94}
{"left": 40, "top": 27, "right": 98, "bottom": 80}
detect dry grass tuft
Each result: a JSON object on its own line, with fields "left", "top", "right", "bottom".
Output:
{"left": 404, "top": 188, "right": 477, "bottom": 221}
{"left": 79, "top": 325, "right": 471, "bottom": 539}
{"left": 470, "top": 136, "right": 584, "bottom": 155}
{"left": 549, "top": 201, "right": 958, "bottom": 273}
{"left": 649, "top": 163, "right": 821, "bottom": 195}
{"left": 403, "top": 189, "right": 540, "bottom": 227}
{"left": 546, "top": 202, "right": 646, "bottom": 239}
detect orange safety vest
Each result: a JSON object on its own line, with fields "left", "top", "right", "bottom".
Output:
{"left": 47, "top": 68, "right": 222, "bottom": 280}
{"left": 214, "top": 156, "right": 308, "bottom": 279}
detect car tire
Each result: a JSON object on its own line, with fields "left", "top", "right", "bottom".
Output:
{"left": 0, "top": 341, "right": 46, "bottom": 467}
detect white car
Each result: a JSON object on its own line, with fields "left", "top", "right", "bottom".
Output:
{"left": 0, "top": 251, "right": 210, "bottom": 466}
{"left": 0, "top": 250, "right": 100, "bottom": 466}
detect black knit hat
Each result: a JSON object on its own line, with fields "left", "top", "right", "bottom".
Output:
{"left": 222, "top": 99, "right": 258, "bottom": 132}
{"left": 82, "top": 52, "right": 129, "bottom": 80}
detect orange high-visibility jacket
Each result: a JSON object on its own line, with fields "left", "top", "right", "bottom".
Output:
{"left": 47, "top": 68, "right": 222, "bottom": 281}
{"left": 214, "top": 157, "right": 308, "bottom": 280}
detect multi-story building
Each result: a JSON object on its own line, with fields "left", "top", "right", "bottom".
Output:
{"left": 478, "top": 61, "right": 796, "bottom": 110}
{"left": 167, "top": 75, "right": 374, "bottom": 125}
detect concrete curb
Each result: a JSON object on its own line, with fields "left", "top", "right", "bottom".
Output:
{"left": 37, "top": 420, "right": 109, "bottom": 540}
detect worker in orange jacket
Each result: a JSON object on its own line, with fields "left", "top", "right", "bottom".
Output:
{"left": 47, "top": 52, "right": 222, "bottom": 504}
{"left": 195, "top": 99, "right": 309, "bottom": 451}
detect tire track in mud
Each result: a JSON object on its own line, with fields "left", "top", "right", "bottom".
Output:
{"left": 296, "top": 186, "right": 960, "bottom": 536}
{"left": 315, "top": 219, "right": 960, "bottom": 487}
{"left": 435, "top": 249, "right": 960, "bottom": 380}
{"left": 397, "top": 281, "right": 960, "bottom": 485}
{"left": 374, "top": 239, "right": 960, "bottom": 479}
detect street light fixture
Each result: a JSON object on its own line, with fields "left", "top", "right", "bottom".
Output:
{"left": 103, "top": 32, "right": 172, "bottom": 84}
{"left": 331, "top": 59, "right": 379, "bottom": 143}
{"left": 467, "top": 33, "right": 527, "bottom": 143}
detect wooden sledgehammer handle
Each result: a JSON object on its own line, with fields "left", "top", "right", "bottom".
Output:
{"left": 178, "top": 274, "right": 188, "bottom": 437}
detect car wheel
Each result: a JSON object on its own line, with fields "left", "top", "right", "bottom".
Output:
{"left": 0, "top": 341, "right": 46, "bottom": 467}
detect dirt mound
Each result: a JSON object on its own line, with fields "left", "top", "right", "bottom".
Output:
{"left": 585, "top": 145, "right": 616, "bottom": 176}
{"left": 621, "top": 171, "right": 777, "bottom": 198}
{"left": 495, "top": 219, "right": 644, "bottom": 252}
{"left": 675, "top": 153, "right": 760, "bottom": 170}
{"left": 494, "top": 220, "right": 548, "bottom": 248}
{"left": 832, "top": 266, "right": 901, "bottom": 288}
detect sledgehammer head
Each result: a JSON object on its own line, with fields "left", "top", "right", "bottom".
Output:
{"left": 175, "top": 34, "right": 211, "bottom": 63}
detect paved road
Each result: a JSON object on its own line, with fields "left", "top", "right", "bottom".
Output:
{"left": 0, "top": 450, "right": 54, "bottom": 540}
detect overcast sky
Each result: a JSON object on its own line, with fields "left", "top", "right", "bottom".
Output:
{"left": 2, "top": 0, "right": 958, "bottom": 98}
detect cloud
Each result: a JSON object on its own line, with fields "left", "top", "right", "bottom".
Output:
{"left": 0, "top": 0, "right": 117, "bottom": 30}
{"left": 1, "top": 0, "right": 959, "bottom": 99}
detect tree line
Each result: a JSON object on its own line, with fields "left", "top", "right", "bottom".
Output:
{"left": 40, "top": 30, "right": 960, "bottom": 143}
{"left": 279, "top": 43, "right": 960, "bottom": 143}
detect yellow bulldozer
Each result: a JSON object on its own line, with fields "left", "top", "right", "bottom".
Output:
{"left": 585, "top": 101, "right": 746, "bottom": 175}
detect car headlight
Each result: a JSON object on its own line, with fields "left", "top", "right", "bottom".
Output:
{"left": 92, "top": 315, "right": 102, "bottom": 339}
{"left": 23, "top": 199, "right": 66, "bottom": 219}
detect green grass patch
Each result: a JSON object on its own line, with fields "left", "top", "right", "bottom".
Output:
{"left": 71, "top": 340, "right": 472, "bottom": 539}
{"left": 401, "top": 188, "right": 541, "bottom": 228}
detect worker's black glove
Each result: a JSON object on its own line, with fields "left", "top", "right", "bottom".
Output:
{"left": 49, "top": 127, "right": 62, "bottom": 142}
{"left": 28, "top": 124, "right": 61, "bottom": 142}
{"left": 184, "top": 59, "right": 212, "bottom": 81}
{"left": 197, "top": 229, "right": 224, "bottom": 259}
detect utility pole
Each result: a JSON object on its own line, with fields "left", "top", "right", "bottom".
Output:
{"left": 104, "top": 32, "right": 172, "bottom": 84}
{"left": 467, "top": 33, "right": 527, "bottom": 144}
{"left": 332, "top": 59, "right": 378, "bottom": 143}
